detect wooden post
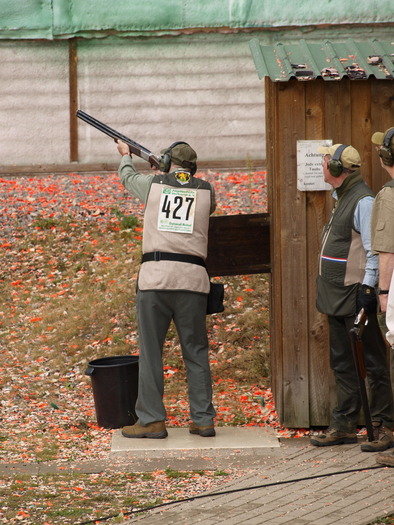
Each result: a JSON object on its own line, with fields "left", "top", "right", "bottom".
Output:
{"left": 278, "top": 79, "right": 310, "bottom": 428}
{"left": 265, "top": 77, "right": 283, "bottom": 420}
{"left": 69, "top": 38, "right": 78, "bottom": 162}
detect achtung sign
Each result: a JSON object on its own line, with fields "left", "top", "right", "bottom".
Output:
{"left": 297, "top": 140, "right": 332, "bottom": 191}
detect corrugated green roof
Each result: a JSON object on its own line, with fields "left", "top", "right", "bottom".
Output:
{"left": 249, "top": 38, "right": 394, "bottom": 81}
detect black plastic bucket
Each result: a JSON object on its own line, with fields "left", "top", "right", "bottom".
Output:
{"left": 85, "top": 355, "right": 139, "bottom": 429}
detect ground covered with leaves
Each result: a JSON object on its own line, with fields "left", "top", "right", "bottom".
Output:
{"left": 0, "top": 169, "right": 306, "bottom": 524}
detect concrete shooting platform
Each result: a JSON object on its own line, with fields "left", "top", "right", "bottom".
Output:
{"left": 110, "top": 427, "right": 281, "bottom": 471}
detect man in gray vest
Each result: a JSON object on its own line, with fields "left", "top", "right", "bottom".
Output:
{"left": 310, "top": 144, "right": 394, "bottom": 451}
{"left": 115, "top": 139, "right": 216, "bottom": 439}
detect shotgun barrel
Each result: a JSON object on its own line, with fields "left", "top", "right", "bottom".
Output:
{"left": 76, "top": 110, "right": 161, "bottom": 169}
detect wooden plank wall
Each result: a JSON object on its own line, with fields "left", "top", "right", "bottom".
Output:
{"left": 267, "top": 77, "right": 394, "bottom": 428}
{"left": 206, "top": 213, "right": 270, "bottom": 277}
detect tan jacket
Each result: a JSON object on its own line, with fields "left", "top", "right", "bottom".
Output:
{"left": 371, "top": 181, "right": 394, "bottom": 253}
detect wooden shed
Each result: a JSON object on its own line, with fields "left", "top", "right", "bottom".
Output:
{"left": 249, "top": 38, "right": 394, "bottom": 428}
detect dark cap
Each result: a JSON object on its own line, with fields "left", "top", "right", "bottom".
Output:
{"left": 170, "top": 143, "right": 197, "bottom": 167}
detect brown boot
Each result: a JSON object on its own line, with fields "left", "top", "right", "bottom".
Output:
{"left": 122, "top": 421, "right": 168, "bottom": 439}
{"left": 360, "top": 423, "right": 394, "bottom": 452}
{"left": 376, "top": 450, "right": 394, "bottom": 467}
{"left": 189, "top": 422, "right": 216, "bottom": 437}
{"left": 310, "top": 427, "right": 357, "bottom": 447}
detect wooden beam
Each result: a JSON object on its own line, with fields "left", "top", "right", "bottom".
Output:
{"left": 69, "top": 38, "right": 79, "bottom": 162}
{"left": 265, "top": 76, "right": 283, "bottom": 421}
{"left": 0, "top": 159, "right": 266, "bottom": 177}
{"left": 0, "top": 163, "right": 120, "bottom": 176}
{"left": 305, "top": 79, "right": 333, "bottom": 426}
{"left": 277, "top": 79, "right": 309, "bottom": 428}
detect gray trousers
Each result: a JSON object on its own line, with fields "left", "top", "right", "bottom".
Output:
{"left": 329, "top": 313, "right": 394, "bottom": 432}
{"left": 135, "top": 289, "right": 216, "bottom": 427}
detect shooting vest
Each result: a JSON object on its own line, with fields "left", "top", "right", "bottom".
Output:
{"left": 138, "top": 170, "right": 214, "bottom": 293}
{"left": 316, "top": 172, "right": 374, "bottom": 317}
{"left": 371, "top": 179, "right": 394, "bottom": 253}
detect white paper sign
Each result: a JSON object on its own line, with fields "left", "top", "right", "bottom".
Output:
{"left": 158, "top": 187, "right": 197, "bottom": 233}
{"left": 297, "top": 140, "right": 332, "bottom": 191}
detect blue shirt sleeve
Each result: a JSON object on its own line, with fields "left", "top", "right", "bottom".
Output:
{"left": 354, "top": 195, "right": 378, "bottom": 287}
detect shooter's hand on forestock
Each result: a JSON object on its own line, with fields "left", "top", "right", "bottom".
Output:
{"left": 117, "top": 139, "right": 131, "bottom": 157}
{"left": 357, "top": 284, "right": 378, "bottom": 314}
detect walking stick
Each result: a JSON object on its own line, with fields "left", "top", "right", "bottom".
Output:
{"left": 349, "top": 308, "right": 375, "bottom": 442}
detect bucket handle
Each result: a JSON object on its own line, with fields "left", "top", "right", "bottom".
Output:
{"left": 85, "top": 366, "right": 94, "bottom": 376}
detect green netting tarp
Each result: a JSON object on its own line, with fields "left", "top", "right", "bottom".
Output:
{"left": 0, "top": 0, "right": 393, "bottom": 40}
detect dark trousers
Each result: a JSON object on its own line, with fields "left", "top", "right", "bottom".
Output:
{"left": 135, "top": 290, "right": 216, "bottom": 427}
{"left": 328, "top": 313, "right": 394, "bottom": 432}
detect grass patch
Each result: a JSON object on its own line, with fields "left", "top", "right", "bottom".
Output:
{"left": 0, "top": 470, "right": 235, "bottom": 524}
{"left": 110, "top": 207, "right": 140, "bottom": 230}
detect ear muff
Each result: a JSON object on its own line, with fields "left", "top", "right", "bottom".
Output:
{"left": 159, "top": 141, "right": 189, "bottom": 173}
{"left": 328, "top": 144, "right": 349, "bottom": 177}
{"left": 379, "top": 129, "right": 394, "bottom": 167}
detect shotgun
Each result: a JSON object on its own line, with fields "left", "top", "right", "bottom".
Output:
{"left": 76, "top": 110, "right": 161, "bottom": 169}
{"left": 349, "top": 308, "right": 374, "bottom": 442}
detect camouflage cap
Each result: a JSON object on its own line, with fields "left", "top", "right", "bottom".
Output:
{"left": 170, "top": 143, "right": 197, "bottom": 167}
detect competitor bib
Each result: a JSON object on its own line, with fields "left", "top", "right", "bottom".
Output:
{"left": 158, "top": 187, "right": 197, "bottom": 233}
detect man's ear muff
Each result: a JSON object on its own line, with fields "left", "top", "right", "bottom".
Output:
{"left": 159, "top": 141, "right": 189, "bottom": 173}
{"left": 380, "top": 129, "right": 394, "bottom": 167}
{"left": 328, "top": 144, "right": 349, "bottom": 177}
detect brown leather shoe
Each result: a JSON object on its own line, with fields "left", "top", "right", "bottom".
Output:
{"left": 376, "top": 450, "right": 394, "bottom": 467}
{"left": 189, "top": 422, "right": 216, "bottom": 437}
{"left": 121, "top": 421, "right": 168, "bottom": 439}
{"left": 361, "top": 423, "right": 394, "bottom": 452}
{"left": 310, "top": 428, "right": 357, "bottom": 447}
